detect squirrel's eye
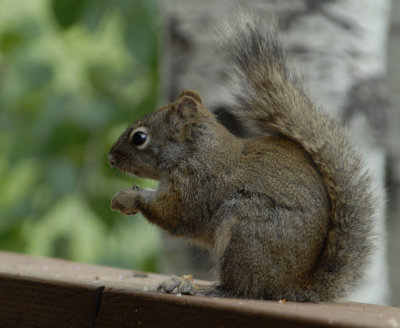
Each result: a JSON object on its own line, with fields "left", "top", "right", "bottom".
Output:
{"left": 132, "top": 132, "right": 147, "bottom": 146}
{"left": 130, "top": 127, "right": 150, "bottom": 149}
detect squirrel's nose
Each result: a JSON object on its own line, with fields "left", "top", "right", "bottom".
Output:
{"left": 108, "top": 154, "right": 117, "bottom": 167}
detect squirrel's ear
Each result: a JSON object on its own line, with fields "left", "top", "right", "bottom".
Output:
{"left": 175, "top": 96, "right": 199, "bottom": 123}
{"left": 178, "top": 90, "right": 203, "bottom": 104}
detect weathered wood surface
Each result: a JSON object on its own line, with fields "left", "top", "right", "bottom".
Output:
{"left": 0, "top": 251, "right": 399, "bottom": 328}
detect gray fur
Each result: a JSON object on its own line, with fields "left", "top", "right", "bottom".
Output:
{"left": 109, "top": 13, "right": 376, "bottom": 302}
{"left": 221, "top": 11, "right": 376, "bottom": 301}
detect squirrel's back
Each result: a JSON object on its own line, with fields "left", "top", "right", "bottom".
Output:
{"left": 221, "top": 12, "right": 376, "bottom": 301}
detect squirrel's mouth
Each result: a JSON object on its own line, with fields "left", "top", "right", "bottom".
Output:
{"left": 108, "top": 152, "right": 164, "bottom": 180}
{"left": 108, "top": 153, "right": 135, "bottom": 176}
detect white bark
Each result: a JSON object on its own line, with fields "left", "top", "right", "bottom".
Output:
{"left": 387, "top": 0, "right": 400, "bottom": 307}
{"left": 160, "top": 0, "right": 391, "bottom": 305}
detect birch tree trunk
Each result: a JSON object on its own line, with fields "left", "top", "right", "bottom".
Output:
{"left": 159, "top": 0, "right": 392, "bottom": 305}
{"left": 387, "top": 0, "right": 400, "bottom": 307}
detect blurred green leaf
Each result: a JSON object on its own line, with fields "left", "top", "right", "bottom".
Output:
{"left": 0, "top": 158, "right": 40, "bottom": 208}
{"left": 0, "top": 29, "right": 23, "bottom": 53}
{"left": 51, "top": 0, "right": 88, "bottom": 29}
{"left": 25, "top": 193, "right": 105, "bottom": 262}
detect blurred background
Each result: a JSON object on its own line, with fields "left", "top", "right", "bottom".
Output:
{"left": 0, "top": 0, "right": 161, "bottom": 271}
{"left": 1, "top": 0, "right": 399, "bottom": 306}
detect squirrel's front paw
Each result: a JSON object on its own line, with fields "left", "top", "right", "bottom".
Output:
{"left": 157, "top": 275, "right": 195, "bottom": 295}
{"left": 111, "top": 187, "right": 141, "bottom": 215}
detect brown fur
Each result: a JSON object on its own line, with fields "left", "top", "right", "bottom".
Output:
{"left": 108, "top": 12, "right": 376, "bottom": 302}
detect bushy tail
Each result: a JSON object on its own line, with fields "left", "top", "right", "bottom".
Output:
{"left": 222, "top": 12, "right": 376, "bottom": 300}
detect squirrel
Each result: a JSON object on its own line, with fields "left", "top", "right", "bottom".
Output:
{"left": 108, "top": 12, "right": 376, "bottom": 302}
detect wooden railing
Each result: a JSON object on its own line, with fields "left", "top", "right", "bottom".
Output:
{"left": 0, "top": 251, "right": 399, "bottom": 327}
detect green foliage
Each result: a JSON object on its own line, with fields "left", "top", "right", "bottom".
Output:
{"left": 0, "top": 0, "right": 161, "bottom": 271}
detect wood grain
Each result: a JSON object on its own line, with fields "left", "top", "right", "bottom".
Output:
{"left": 0, "top": 251, "right": 399, "bottom": 328}
{"left": 0, "top": 273, "right": 102, "bottom": 328}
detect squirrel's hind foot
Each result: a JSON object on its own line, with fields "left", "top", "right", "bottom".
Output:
{"left": 157, "top": 275, "right": 195, "bottom": 295}
{"left": 157, "top": 275, "right": 221, "bottom": 297}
